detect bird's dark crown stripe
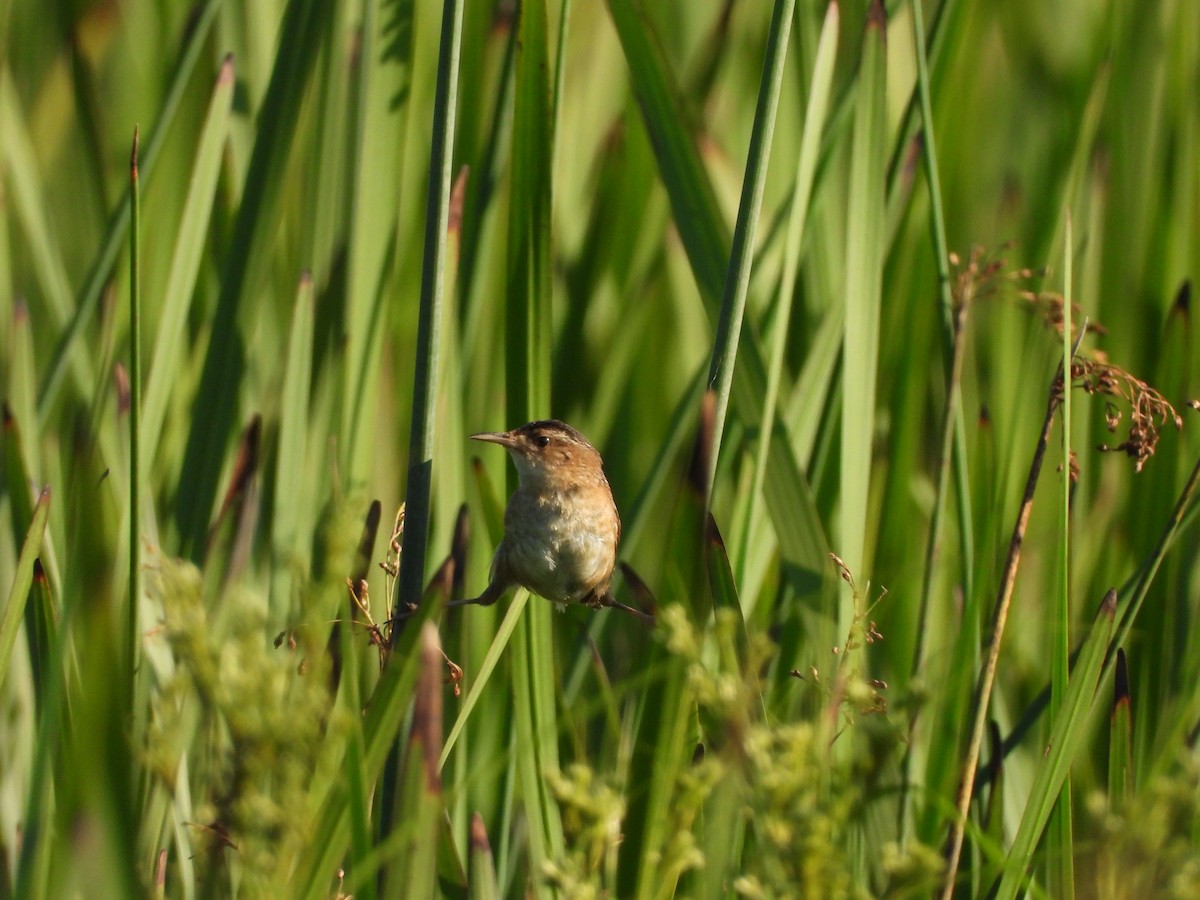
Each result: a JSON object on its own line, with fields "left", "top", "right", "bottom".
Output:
{"left": 520, "top": 419, "right": 587, "bottom": 444}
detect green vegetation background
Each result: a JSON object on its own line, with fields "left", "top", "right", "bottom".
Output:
{"left": 1, "top": 0, "right": 1197, "bottom": 897}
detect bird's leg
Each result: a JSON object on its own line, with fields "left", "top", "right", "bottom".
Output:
{"left": 595, "top": 590, "right": 655, "bottom": 624}
{"left": 445, "top": 577, "right": 507, "bottom": 608}
{"left": 446, "top": 551, "right": 511, "bottom": 608}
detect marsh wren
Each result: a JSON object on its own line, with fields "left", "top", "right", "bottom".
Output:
{"left": 452, "top": 420, "right": 649, "bottom": 620}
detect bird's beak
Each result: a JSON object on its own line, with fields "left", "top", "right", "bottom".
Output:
{"left": 470, "top": 430, "right": 519, "bottom": 449}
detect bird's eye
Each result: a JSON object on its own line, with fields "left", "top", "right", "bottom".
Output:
{"left": 533, "top": 434, "right": 551, "bottom": 449}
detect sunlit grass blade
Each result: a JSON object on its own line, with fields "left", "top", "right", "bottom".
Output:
{"left": 839, "top": 0, "right": 887, "bottom": 635}
{"left": 1048, "top": 213, "right": 1076, "bottom": 898}
{"left": 270, "top": 271, "right": 316, "bottom": 623}
{"left": 604, "top": 0, "right": 729, "bottom": 300}
{"left": 440, "top": 590, "right": 529, "bottom": 769}
{"left": 175, "top": 0, "right": 334, "bottom": 557}
{"left": 0, "top": 67, "right": 98, "bottom": 410}
{"left": 503, "top": 0, "right": 563, "bottom": 887}
{"left": 703, "top": 0, "right": 795, "bottom": 502}
{"left": 36, "top": 0, "right": 222, "bottom": 417}
{"left": 140, "top": 56, "right": 236, "bottom": 464}
{"left": 738, "top": 0, "right": 837, "bottom": 583}
{"left": 0, "top": 486, "right": 50, "bottom": 693}
{"left": 992, "top": 590, "right": 1116, "bottom": 900}
{"left": 341, "top": 0, "right": 414, "bottom": 483}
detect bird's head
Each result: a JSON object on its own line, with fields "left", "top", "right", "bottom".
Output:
{"left": 471, "top": 420, "right": 605, "bottom": 488}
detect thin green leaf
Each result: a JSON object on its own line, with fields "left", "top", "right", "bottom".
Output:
{"left": 127, "top": 127, "right": 143, "bottom": 716}
{"left": 839, "top": 0, "right": 887, "bottom": 633}
{"left": 440, "top": 590, "right": 529, "bottom": 769}
{"left": 604, "top": 0, "right": 729, "bottom": 301}
{"left": 271, "top": 271, "right": 316, "bottom": 622}
{"left": 384, "top": 623, "right": 444, "bottom": 898}
{"left": 993, "top": 591, "right": 1116, "bottom": 900}
{"left": 341, "top": 0, "right": 415, "bottom": 481}
{"left": 141, "top": 56, "right": 236, "bottom": 463}
{"left": 1107, "top": 648, "right": 1132, "bottom": 811}
{"left": 36, "top": 0, "right": 223, "bottom": 416}
{"left": 468, "top": 813, "right": 500, "bottom": 900}
{"left": 395, "top": 0, "right": 466, "bottom": 616}
{"left": 703, "top": 0, "right": 796, "bottom": 502}
{"left": 176, "top": 0, "right": 336, "bottom": 556}
{"left": 0, "top": 487, "right": 50, "bottom": 694}
{"left": 738, "top": 0, "right": 838, "bottom": 585}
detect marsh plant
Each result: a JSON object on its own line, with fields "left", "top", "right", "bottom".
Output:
{"left": 1, "top": 0, "right": 1198, "bottom": 897}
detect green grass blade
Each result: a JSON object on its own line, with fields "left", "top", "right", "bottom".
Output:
{"left": 1107, "top": 648, "right": 1132, "bottom": 811}
{"left": 36, "top": 0, "right": 223, "bottom": 417}
{"left": 299, "top": 600, "right": 440, "bottom": 897}
{"left": 838, "top": 0, "right": 887, "bottom": 633}
{"left": 341, "top": 0, "right": 414, "bottom": 483}
{"left": 270, "top": 272, "right": 316, "bottom": 623}
{"left": 908, "top": 0, "right": 976, "bottom": 615}
{"left": 440, "top": 591, "right": 529, "bottom": 769}
{"left": 1048, "top": 212, "right": 1076, "bottom": 898}
{"left": 0, "top": 487, "right": 50, "bottom": 694}
{"left": 703, "top": 0, "right": 795, "bottom": 502}
{"left": 0, "top": 68, "right": 94, "bottom": 405}
{"left": 395, "top": 0, "right": 466, "bottom": 616}
{"left": 993, "top": 591, "right": 1116, "bottom": 900}
{"left": 468, "top": 813, "right": 500, "bottom": 900}
{"left": 606, "top": 0, "right": 830, "bottom": 608}
{"left": 127, "top": 128, "right": 142, "bottom": 713}
{"left": 175, "top": 0, "right": 334, "bottom": 556}
{"left": 141, "top": 56, "right": 236, "bottom": 464}
{"left": 383, "top": 623, "right": 445, "bottom": 898}
{"left": 604, "top": 0, "right": 729, "bottom": 301}
{"left": 504, "top": 0, "right": 563, "bottom": 887}
{"left": 738, "top": 0, "right": 837, "bottom": 581}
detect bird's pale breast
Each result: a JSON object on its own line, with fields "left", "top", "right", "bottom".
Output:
{"left": 501, "top": 483, "right": 618, "bottom": 603}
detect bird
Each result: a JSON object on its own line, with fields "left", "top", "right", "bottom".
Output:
{"left": 450, "top": 420, "right": 651, "bottom": 621}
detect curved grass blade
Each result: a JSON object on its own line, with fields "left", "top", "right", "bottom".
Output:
{"left": 607, "top": 0, "right": 831, "bottom": 602}
{"left": 440, "top": 590, "right": 529, "bottom": 769}
{"left": 992, "top": 591, "right": 1116, "bottom": 900}
{"left": 176, "top": 0, "right": 335, "bottom": 557}
{"left": 37, "top": 0, "right": 223, "bottom": 417}
{"left": 738, "top": 0, "right": 838, "bottom": 582}
{"left": 0, "top": 487, "right": 50, "bottom": 695}
{"left": 141, "top": 56, "right": 236, "bottom": 463}
{"left": 604, "top": 0, "right": 729, "bottom": 300}
{"left": 703, "top": 0, "right": 796, "bottom": 503}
